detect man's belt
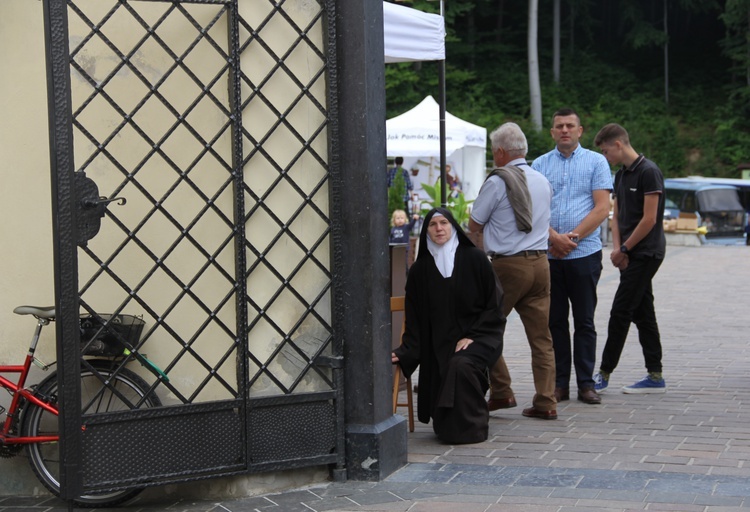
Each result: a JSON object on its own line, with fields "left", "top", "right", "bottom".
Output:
{"left": 489, "top": 250, "right": 547, "bottom": 259}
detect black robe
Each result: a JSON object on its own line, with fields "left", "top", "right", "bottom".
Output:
{"left": 393, "top": 208, "right": 506, "bottom": 444}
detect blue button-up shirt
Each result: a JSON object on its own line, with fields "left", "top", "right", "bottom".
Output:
{"left": 532, "top": 144, "right": 613, "bottom": 259}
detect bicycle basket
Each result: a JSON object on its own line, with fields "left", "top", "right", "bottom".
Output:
{"left": 79, "top": 314, "right": 145, "bottom": 357}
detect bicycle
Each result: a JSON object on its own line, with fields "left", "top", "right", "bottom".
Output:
{"left": 0, "top": 305, "right": 164, "bottom": 507}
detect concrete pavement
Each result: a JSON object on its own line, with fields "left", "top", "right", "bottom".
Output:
{"left": 3, "top": 242, "right": 750, "bottom": 511}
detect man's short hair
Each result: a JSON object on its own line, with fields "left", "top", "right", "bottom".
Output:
{"left": 594, "top": 123, "right": 630, "bottom": 147}
{"left": 489, "top": 122, "right": 528, "bottom": 158}
{"left": 395, "top": 156, "right": 404, "bottom": 166}
{"left": 551, "top": 107, "right": 580, "bottom": 126}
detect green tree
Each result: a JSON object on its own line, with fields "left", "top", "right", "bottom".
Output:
{"left": 721, "top": 0, "right": 750, "bottom": 85}
{"left": 385, "top": 0, "right": 743, "bottom": 177}
{"left": 388, "top": 169, "right": 407, "bottom": 225}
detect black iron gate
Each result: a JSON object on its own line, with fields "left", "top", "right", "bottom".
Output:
{"left": 44, "top": 0, "right": 342, "bottom": 499}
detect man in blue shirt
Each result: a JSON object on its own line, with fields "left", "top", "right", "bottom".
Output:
{"left": 532, "top": 108, "right": 613, "bottom": 406}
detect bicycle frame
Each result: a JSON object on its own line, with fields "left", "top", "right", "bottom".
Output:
{"left": 0, "top": 317, "right": 59, "bottom": 445}
{"left": 1, "top": 306, "right": 165, "bottom": 507}
{"left": 2, "top": 308, "right": 167, "bottom": 448}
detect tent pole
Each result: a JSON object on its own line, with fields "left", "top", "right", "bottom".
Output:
{"left": 438, "top": 0, "right": 447, "bottom": 207}
{"left": 438, "top": 58, "right": 446, "bottom": 207}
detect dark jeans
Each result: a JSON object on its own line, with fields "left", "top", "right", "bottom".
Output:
{"left": 600, "top": 255, "right": 664, "bottom": 374}
{"left": 549, "top": 251, "right": 603, "bottom": 390}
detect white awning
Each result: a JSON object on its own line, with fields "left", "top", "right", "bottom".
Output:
{"left": 383, "top": 2, "right": 445, "bottom": 63}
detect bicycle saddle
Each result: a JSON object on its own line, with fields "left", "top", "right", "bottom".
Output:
{"left": 13, "top": 306, "right": 56, "bottom": 319}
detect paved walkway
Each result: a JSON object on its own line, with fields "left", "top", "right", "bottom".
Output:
{"left": 2, "top": 242, "right": 750, "bottom": 511}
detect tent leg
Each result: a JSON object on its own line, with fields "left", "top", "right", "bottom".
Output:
{"left": 438, "top": 59, "right": 447, "bottom": 207}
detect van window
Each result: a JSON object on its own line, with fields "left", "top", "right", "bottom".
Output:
{"left": 666, "top": 189, "right": 690, "bottom": 211}
{"left": 683, "top": 193, "right": 696, "bottom": 212}
{"left": 696, "top": 188, "right": 744, "bottom": 212}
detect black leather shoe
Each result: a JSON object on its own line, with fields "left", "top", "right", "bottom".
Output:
{"left": 522, "top": 407, "right": 557, "bottom": 420}
{"left": 554, "top": 387, "right": 569, "bottom": 402}
{"left": 487, "top": 397, "right": 517, "bottom": 411}
{"left": 577, "top": 387, "right": 602, "bottom": 404}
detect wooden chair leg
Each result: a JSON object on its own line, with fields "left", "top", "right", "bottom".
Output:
{"left": 404, "top": 375, "right": 414, "bottom": 432}
{"left": 392, "top": 366, "right": 401, "bottom": 414}
{"left": 391, "top": 297, "right": 414, "bottom": 432}
{"left": 392, "top": 365, "right": 415, "bottom": 432}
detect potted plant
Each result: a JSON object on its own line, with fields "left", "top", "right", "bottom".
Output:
{"left": 419, "top": 180, "right": 474, "bottom": 229}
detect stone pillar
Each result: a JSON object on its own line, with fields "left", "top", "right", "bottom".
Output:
{"left": 332, "top": 0, "right": 408, "bottom": 481}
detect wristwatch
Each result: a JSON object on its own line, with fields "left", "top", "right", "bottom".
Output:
{"left": 620, "top": 244, "right": 629, "bottom": 254}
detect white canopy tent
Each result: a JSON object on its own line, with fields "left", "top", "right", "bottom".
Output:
{"left": 386, "top": 95, "right": 487, "bottom": 201}
{"left": 383, "top": 1, "right": 468, "bottom": 207}
{"left": 383, "top": 2, "right": 445, "bottom": 63}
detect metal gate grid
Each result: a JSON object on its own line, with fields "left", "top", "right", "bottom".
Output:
{"left": 46, "top": 0, "right": 343, "bottom": 496}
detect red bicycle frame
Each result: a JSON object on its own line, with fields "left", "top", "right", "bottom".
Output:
{"left": 0, "top": 318, "right": 60, "bottom": 446}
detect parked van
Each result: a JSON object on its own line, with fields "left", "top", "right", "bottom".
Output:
{"left": 668, "top": 176, "right": 750, "bottom": 212}
{"left": 664, "top": 179, "right": 746, "bottom": 237}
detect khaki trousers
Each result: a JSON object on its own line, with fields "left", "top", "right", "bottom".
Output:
{"left": 489, "top": 253, "right": 557, "bottom": 411}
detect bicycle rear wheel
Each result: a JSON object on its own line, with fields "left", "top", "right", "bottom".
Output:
{"left": 20, "top": 361, "right": 161, "bottom": 507}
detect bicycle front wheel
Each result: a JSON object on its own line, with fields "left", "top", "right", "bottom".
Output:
{"left": 20, "top": 361, "right": 161, "bottom": 508}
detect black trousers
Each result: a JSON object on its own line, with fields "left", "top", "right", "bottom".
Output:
{"left": 549, "top": 251, "right": 602, "bottom": 390}
{"left": 600, "top": 255, "right": 664, "bottom": 374}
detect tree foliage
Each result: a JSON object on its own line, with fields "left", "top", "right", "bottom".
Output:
{"left": 385, "top": 0, "right": 750, "bottom": 177}
{"left": 721, "top": 0, "right": 750, "bottom": 85}
{"left": 387, "top": 168, "right": 407, "bottom": 223}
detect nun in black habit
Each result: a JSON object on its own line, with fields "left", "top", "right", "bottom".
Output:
{"left": 392, "top": 208, "right": 506, "bottom": 444}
